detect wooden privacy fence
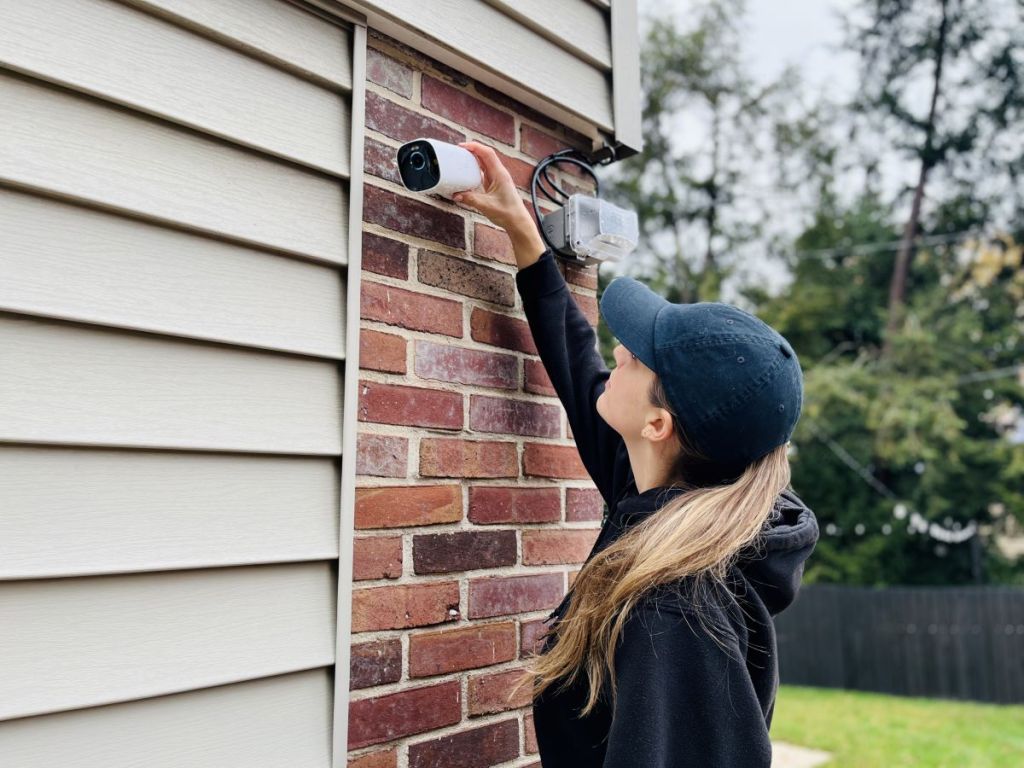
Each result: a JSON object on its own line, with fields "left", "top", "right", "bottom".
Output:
{"left": 774, "top": 584, "right": 1024, "bottom": 704}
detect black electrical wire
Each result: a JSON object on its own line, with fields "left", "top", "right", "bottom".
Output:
{"left": 529, "top": 149, "right": 601, "bottom": 253}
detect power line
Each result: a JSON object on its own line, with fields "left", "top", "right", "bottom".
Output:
{"left": 789, "top": 228, "right": 986, "bottom": 260}
{"left": 802, "top": 418, "right": 979, "bottom": 545}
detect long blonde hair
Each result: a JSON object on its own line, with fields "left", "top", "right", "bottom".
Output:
{"left": 510, "top": 374, "right": 792, "bottom": 715}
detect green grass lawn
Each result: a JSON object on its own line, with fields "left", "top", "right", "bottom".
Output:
{"left": 772, "top": 685, "right": 1024, "bottom": 767}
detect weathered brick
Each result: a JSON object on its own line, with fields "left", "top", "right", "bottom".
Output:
{"left": 523, "top": 358, "right": 556, "bottom": 396}
{"left": 351, "top": 581, "right": 460, "bottom": 632}
{"left": 348, "top": 748, "right": 398, "bottom": 768}
{"left": 496, "top": 148, "right": 535, "bottom": 190}
{"left": 366, "top": 89, "right": 464, "bottom": 144}
{"left": 469, "top": 395, "right": 561, "bottom": 438}
{"left": 522, "top": 443, "right": 588, "bottom": 479}
{"left": 525, "top": 711, "right": 538, "bottom": 753}
{"left": 408, "top": 621, "right": 516, "bottom": 677}
{"left": 360, "top": 329, "right": 407, "bottom": 374}
{"left": 362, "top": 232, "right": 409, "bottom": 280}
{"left": 468, "top": 573, "right": 564, "bottom": 619}
{"left": 470, "top": 307, "right": 537, "bottom": 355}
{"left": 522, "top": 529, "right": 599, "bottom": 565}
{"left": 349, "top": 638, "right": 402, "bottom": 690}
{"left": 353, "top": 535, "right": 403, "bottom": 580}
{"left": 520, "top": 617, "right": 552, "bottom": 658}
{"left": 568, "top": 568, "right": 583, "bottom": 587}
{"left": 361, "top": 280, "right": 462, "bottom": 337}
{"left": 468, "top": 486, "right": 561, "bottom": 524}
{"left": 358, "top": 380, "right": 463, "bottom": 430}
{"left": 368, "top": 31, "right": 471, "bottom": 86}
{"left": 564, "top": 261, "right": 598, "bottom": 289}
{"left": 421, "top": 76, "right": 515, "bottom": 145}
{"left": 355, "top": 485, "right": 462, "bottom": 529}
{"left": 366, "top": 48, "right": 414, "bottom": 99}
{"left": 473, "top": 223, "right": 515, "bottom": 266}
{"left": 348, "top": 681, "right": 461, "bottom": 749}
{"left": 417, "top": 249, "right": 516, "bottom": 307}
{"left": 407, "top": 719, "right": 519, "bottom": 768}
{"left": 467, "top": 666, "right": 534, "bottom": 716}
{"left": 572, "top": 289, "right": 598, "bottom": 326}
{"left": 419, "top": 438, "right": 519, "bottom": 478}
{"left": 473, "top": 82, "right": 558, "bottom": 129}
{"left": 356, "top": 433, "right": 409, "bottom": 478}
{"left": 364, "top": 136, "right": 403, "bottom": 185}
{"left": 363, "top": 184, "right": 465, "bottom": 250}
{"left": 520, "top": 124, "right": 564, "bottom": 161}
{"left": 567, "top": 487, "right": 604, "bottom": 521}
{"left": 414, "top": 340, "right": 518, "bottom": 390}
{"left": 413, "top": 530, "right": 517, "bottom": 574}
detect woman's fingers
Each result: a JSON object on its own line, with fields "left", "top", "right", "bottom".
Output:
{"left": 460, "top": 141, "right": 511, "bottom": 187}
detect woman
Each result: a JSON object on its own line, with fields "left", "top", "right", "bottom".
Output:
{"left": 453, "top": 141, "right": 820, "bottom": 768}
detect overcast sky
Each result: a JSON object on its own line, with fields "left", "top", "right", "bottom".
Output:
{"left": 608, "top": 0, "right": 865, "bottom": 297}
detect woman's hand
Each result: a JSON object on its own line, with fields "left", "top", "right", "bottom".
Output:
{"left": 454, "top": 141, "right": 533, "bottom": 235}
{"left": 455, "top": 141, "right": 547, "bottom": 269}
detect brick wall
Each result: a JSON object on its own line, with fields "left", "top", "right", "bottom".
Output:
{"left": 348, "top": 30, "right": 606, "bottom": 768}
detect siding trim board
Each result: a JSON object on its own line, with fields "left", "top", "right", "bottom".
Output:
{"left": 333, "top": 20, "right": 369, "bottom": 768}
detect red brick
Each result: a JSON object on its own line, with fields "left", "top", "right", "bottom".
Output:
{"left": 361, "top": 280, "right": 462, "bottom": 337}
{"left": 568, "top": 568, "right": 582, "bottom": 587}
{"left": 353, "top": 535, "right": 403, "bottom": 580}
{"left": 520, "top": 617, "right": 552, "bottom": 658}
{"left": 468, "top": 573, "right": 564, "bottom": 618}
{"left": 470, "top": 307, "right": 537, "bottom": 355}
{"left": 473, "top": 223, "right": 515, "bottom": 266}
{"left": 473, "top": 82, "right": 558, "bottom": 130}
{"left": 468, "top": 486, "right": 561, "bottom": 524}
{"left": 523, "top": 529, "right": 599, "bottom": 565}
{"left": 351, "top": 581, "right": 460, "bottom": 632}
{"left": 358, "top": 380, "right": 463, "bottom": 430}
{"left": 348, "top": 748, "right": 398, "bottom": 768}
{"left": 408, "top": 719, "right": 519, "bottom": 768}
{"left": 355, "top": 485, "right": 462, "bottom": 529}
{"left": 572, "top": 290, "right": 598, "bottom": 326}
{"left": 523, "top": 358, "right": 556, "bottom": 396}
{"left": 496, "top": 149, "right": 535, "bottom": 190}
{"left": 520, "top": 124, "right": 564, "bottom": 160}
{"left": 356, "top": 433, "right": 409, "bottom": 478}
{"left": 368, "top": 32, "right": 471, "bottom": 86}
{"left": 408, "top": 621, "right": 516, "bottom": 677}
{"left": 522, "top": 443, "right": 588, "bottom": 479}
{"left": 363, "top": 184, "right": 465, "bottom": 250}
{"left": 413, "top": 530, "right": 517, "bottom": 574}
{"left": 417, "top": 249, "right": 516, "bottom": 307}
{"left": 469, "top": 395, "right": 561, "bottom": 438}
{"left": 419, "top": 438, "right": 519, "bottom": 479}
{"left": 421, "top": 76, "right": 515, "bottom": 145}
{"left": 360, "top": 329, "right": 407, "bottom": 374}
{"left": 520, "top": 125, "right": 588, "bottom": 179}
{"left": 567, "top": 487, "right": 604, "bottom": 521}
{"left": 362, "top": 232, "right": 409, "bottom": 280}
{"left": 348, "top": 681, "right": 461, "bottom": 749}
{"left": 366, "top": 48, "right": 414, "bottom": 99}
{"left": 414, "top": 340, "right": 517, "bottom": 390}
{"left": 350, "top": 638, "right": 402, "bottom": 690}
{"left": 564, "top": 261, "right": 598, "bottom": 289}
{"left": 366, "top": 90, "right": 464, "bottom": 144}
{"left": 467, "top": 666, "right": 535, "bottom": 715}
{"left": 525, "top": 712, "right": 538, "bottom": 753}
{"left": 364, "top": 136, "right": 403, "bottom": 185}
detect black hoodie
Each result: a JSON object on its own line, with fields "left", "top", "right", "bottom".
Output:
{"left": 514, "top": 249, "right": 819, "bottom": 768}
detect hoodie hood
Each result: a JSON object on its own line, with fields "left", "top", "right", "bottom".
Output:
{"left": 609, "top": 482, "right": 819, "bottom": 616}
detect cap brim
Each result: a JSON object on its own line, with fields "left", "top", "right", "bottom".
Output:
{"left": 598, "top": 276, "right": 666, "bottom": 371}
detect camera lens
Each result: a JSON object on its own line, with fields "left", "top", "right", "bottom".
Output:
{"left": 409, "top": 150, "right": 426, "bottom": 171}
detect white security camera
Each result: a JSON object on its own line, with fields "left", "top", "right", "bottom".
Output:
{"left": 396, "top": 138, "right": 482, "bottom": 198}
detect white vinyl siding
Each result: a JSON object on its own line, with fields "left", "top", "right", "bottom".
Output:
{"left": 0, "top": 0, "right": 361, "bottom": 764}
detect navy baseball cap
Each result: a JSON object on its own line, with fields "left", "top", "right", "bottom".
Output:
{"left": 599, "top": 276, "right": 803, "bottom": 472}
